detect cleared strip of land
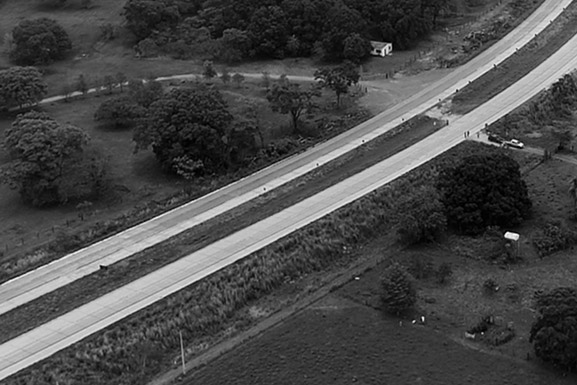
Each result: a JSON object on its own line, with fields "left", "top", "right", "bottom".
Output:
{"left": 2, "top": 24, "right": 577, "bottom": 382}
{"left": 0, "top": 0, "right": 571, "bottom": 317}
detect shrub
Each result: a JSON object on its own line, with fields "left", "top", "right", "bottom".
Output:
{"left": 532, "top": 220, "right": 577, "bottom": 258}
{"left": 380, "top": 262, "right": 417, "bottom": 315}
{"left": 396, "top": 185, "right": 446, "bottom": 244}
{"left": 530, "top": 287, "right": 577, "bottom": 372}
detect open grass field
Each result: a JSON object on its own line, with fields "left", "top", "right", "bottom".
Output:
{"left": 184, "top": 294, "right": 576, "bottom": 385}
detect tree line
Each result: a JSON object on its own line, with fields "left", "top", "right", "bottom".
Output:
{"left": 124, "top": 0, "right": 450, "bottom": 62}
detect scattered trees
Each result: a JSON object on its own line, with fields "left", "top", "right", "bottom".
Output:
{"left": 94, "top": 97, "right": 145, "bottom": 129}
{"left": 0, "top": 66, "right": 47, "bottom": 110}
{"left": 10, "top": 18, "right": 72, "bottom": 65}
{"left": 267, "top": 81, "right": 320, "bottom": 132}
{"left": 314, "top": 61, "right": 360, "bottom": 107}
{"left": 380, "top": 262, "right": 416, "bottom": 315}
{"left": 436, "top": 153, "right": 532, "bottom": 235}
{"left": 0, "top": 112, "right": 106, "bottom": 206}
{"left": 530, "top": 287, "right": 577, "bottom": 372}
{"left": 133, "top": 86, "right": 233, "bottom": 175}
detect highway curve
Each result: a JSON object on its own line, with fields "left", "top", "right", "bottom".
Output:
{"left": 2, "top": 1, "right": 577, "bottom": 380}
{"left": 0, "top": 0, "right": 570, "bottom": 318}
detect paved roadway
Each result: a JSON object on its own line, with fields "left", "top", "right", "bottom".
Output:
{"left": 3, "top": 15, "right": 577, "bottom": 382}
{"left": 0, "top": 0, "right": 571, "bottom": 318}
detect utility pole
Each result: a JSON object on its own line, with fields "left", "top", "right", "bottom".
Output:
{"left": 179, "top": 330, "right": 186, "bottom": 375}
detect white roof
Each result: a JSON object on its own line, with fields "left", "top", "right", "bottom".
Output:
{"left": 370, "top": 41, "right": 392, "bottom": 49}
{"left": 504, "top": 231, "right": 520, "bottom": 241}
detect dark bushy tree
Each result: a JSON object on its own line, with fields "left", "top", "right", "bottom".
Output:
{"left": 530, "top": 287, "right": 577, "bottom": 372}
{"left": 133, "top": 86, "right": 233, "bottom": 175}
{"left": 247, "top": 6, "right": 289, "bottom": 58}
{"left": 380, "top": 262, "right": 416, "bottom": 315}
{"left": 1, "top": 112, "right": 105, "bottom": 206}
{"left": 123, "top": 0, "right": 181, "bottom": 39}
{"left": 436, "top": 153, "right": 532, "bottom": 235}
{"left": 342, "top": 33, "right": 372, "bottom": 63}
{"left": 396, "top": 185, "right": 447, "bottom": 244}
{"left": 94, "top": 97, "right": 145, "bottom": 129}
{"left": 10, "top": 18, "right": 72, "bottom": 65}
{"left": 0, "top": 66, "right": 47, "bottom": 110}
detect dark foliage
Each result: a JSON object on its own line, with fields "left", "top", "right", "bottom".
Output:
{"left": 10, "top": 18, "right": 72, "bottom": 65}
{"left": 133, "top": 86, "right": 233, "bottom": 175}
{"left": 380, "top": 262, "right": 417, "bottom": 315}
{"left": 530, "top": 287, "right": 577, "bottom": 372}
{"left": 436, "top": 153, "right": 532, "bottom": 235}
{"left": 0, "top": 112, "right": 106, "bottom": 206}
{"left": 94, "top": 97, "right": 145, "bottom": 129}
{"left": 122, "top": 0, "right": 450, "bottom": 62}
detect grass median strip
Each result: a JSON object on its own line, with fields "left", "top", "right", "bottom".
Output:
{"left": 452, "top": 0, "right": 577, "bottom": 114}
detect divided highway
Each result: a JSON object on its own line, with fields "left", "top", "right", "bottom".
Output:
{"left": 0, "top": 0, "right": 571, "bottom": 317}
{"left": 2, "top": 5, "right": 577, "bottom": 380}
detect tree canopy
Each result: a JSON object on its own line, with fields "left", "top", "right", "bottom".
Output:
{"left": 133, "top": 86, "right": 233, "bottom": 175}
{"left": 314, "top": 61, "right": 360, "bottom": 107}
{"left": 10, "top": 18, "right": 72, "bottom": 65}
{"left": 122, "top": 0, "right": 448, "bottom": 62}
{"left": 530, "top": 287, "right": 577, "bottom": 372}
{"left": 380, "top": 262, "right": 416, "bottom": 315}
{"left": 436, "top": 153, "right": 532, "bottom": 234}
{"left": 266, "top": 81, "right": 320, "bottom": 132}
{"left": 0, "top": 66, "right": 47, "bottom": 110}
{"left": 0, "top": 112, "right": 106, "bottom": 206}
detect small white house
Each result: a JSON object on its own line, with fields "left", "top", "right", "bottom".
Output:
{"left": 370, "top": 41, "right": 393, "bottom": 57}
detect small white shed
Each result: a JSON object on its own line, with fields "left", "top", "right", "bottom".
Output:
{"left": 370, "top": 41, "right": 393, "bottom": 57}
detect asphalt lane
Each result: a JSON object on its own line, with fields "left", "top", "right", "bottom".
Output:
{"left": 0, "top": 0, "right": 570, "bottom": 318}
{"left": 2, "top": 5, "right": 577, "bottom": 380}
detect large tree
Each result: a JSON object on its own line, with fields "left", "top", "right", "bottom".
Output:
{"left": 0, "top": 66, "right": 47, "bottom": 110}
{"left": 530, "top": 287, "right": 577, "bottom": 372}
{"left": 314, "top": 61, "right": 360, "bottom": 107}
{"left": 1, "top": 112, "right": 105, "bottom": 206}
{"left": 266, "top": 82, "right": 320, "bottom": 132}
{"left": 10, "top": 18, "right": 72, "bottom": 65}
{"left": 133, "top": 86, "right": 233, "bottom": 175}
{"left": 396, "top": 185, "right": 447, "bottom": 244}
{"left": 436, "top": 153, "right": 532, "bottom": 234}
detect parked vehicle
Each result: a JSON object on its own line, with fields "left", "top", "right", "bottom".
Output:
{"left": 488, "top": 133, "right": 504, "bottom": 144}
{"left": 504, "top": 139, "right": 524, "bottom": 149}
